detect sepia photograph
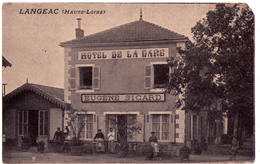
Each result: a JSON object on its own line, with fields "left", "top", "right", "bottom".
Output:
{"left": 2, "top": 3, "right": 254, "bottom": 163}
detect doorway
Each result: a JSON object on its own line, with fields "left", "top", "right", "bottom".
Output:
{"left": 106, "top": 114, "right": 137, "bottom": 141}
{"left": 17, "top": 110, "right": 49, "bottom": 145}
{"left": 28, "top": 110, "right": 38, "bottom": 145}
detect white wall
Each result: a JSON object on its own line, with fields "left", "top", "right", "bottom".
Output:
{"left": 49, "top": 108, "right": 63, "bottom": 140}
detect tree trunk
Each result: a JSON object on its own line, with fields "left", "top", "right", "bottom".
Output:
{"left": 117, "top": 115, "right": 128, "bottom": 157}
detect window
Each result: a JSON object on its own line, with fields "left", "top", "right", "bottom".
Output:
{"left": 18, "top": 111, "right": 28, "bottom": 136}
{"left": 144, "top": 64, "right": 169, "bottom": 89}
{"left": 78, "top": 65, "right": 100, "bottom": 90}
{"left": 80, "top": 114, "right": 94, "bottom": 139}
{"left": 79, "top": 67, "right": 92, "bottom": 89}
{"left": 153, "top": 64, "right": 169, "bottom": 88}
{"left": 127, "top": 115, "right": 137, "bottom": 140}
{"left": 39, "top": 110, "right": 48, "bottom": 136}
{"left": 152, "top": 114, "right": 170, "bottom": 140}
{"left": 191, "top": 115, "right": 199, "bottom": 140}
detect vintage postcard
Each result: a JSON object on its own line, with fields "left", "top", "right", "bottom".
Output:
{"left": 2, "top": 3, "right": 254, "bottom": 163}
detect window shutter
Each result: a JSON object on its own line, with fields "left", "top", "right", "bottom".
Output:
{"left": 69, "top": 67, "right": 76, "bottom": 90}
{"left": 93, "top": 114, "right": 97, "bottom": 139}
{"left": 169, "top": 114, "right": 175, "bottom": 142}
{"left": 93, "top": 66, "right": 100, "bottom": 89}
{"left": 144, "top": 65, "right": 152, "bottom": 89}
{"left": 149, "top": 114, "right": 152, "bottom": 136}
{"left": 136, "top": 114, "right": 144, "bottom": 142}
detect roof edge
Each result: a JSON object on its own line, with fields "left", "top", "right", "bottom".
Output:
{"left": 60, "top": 38, "right": 189, "bottom": 48}
{"left": 60, "top": 19, "right": 188, "bottom": 47}
{"left": 3, "top": 83, "right": 67, "bottom": 109}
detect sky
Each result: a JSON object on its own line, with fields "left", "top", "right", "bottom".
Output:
{"left": 2, "top": 3, "right": 218, "bottom": 93}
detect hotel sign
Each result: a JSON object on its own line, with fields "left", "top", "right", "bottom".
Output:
{"left": 81, "top": 93, "right": 165, "bottom": 103}
{"left": 78, "top": 48, "right": 169, "bottom": 60}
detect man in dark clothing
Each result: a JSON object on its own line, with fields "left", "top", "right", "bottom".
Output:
{"left": 53, "top": 127, "right": 64, "bottom": 145}
{"left": 94, "top": 129, "right": 105, "bottom": 140}
{"left": 94, "top": 129, "right": 105, "bottom": 152}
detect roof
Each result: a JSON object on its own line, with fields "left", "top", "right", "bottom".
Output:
{"left": 2, "top": 56, "right": 12, "bottom": 67}
{"left": 3, "top": 83, "right": 67, "bottom": 109}
{"left": 60, "top": 19, "right": 188, "bottom": 47}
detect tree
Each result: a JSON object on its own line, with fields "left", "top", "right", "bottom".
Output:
{"left": 67, "top": 110, "right": 85, "bottom": 145}
{"left": 167, "top": 4, "right": 254, "bottom": 145}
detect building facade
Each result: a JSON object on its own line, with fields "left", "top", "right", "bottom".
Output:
{"left": 60, "top": 15, "right": 189, "bottom": 146}
{"left": 3, "top": 83, "right": 65, "bottom": 147}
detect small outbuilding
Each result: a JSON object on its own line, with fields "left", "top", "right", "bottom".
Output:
{"left": 3, "top": 83, "right": 67, "bottom": 146}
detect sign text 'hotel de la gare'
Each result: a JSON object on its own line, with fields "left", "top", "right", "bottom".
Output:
{"left": 81, "top": 93, "right": 165, "bottom": 103}
{"left": 79, "top": 48, "right": 169, "bottom": 60}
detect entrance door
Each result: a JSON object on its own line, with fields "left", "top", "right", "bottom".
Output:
{"left": 28, "top": 110, "right": 38, "bottom": 145}
{"left": 106, "top": 114, "right": 137, "bottom": 141}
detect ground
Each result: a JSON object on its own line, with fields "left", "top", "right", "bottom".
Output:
{"left": 3, "top": 138, "right": 254, "bottom": 163}
{"left": 3, "top": 148, "right": 253, "bottom": 163}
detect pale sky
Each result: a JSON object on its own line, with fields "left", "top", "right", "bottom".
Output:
{"left": 2, "top": 3, "right": 217, "bottom": 93}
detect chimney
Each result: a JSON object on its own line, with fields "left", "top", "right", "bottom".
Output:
{"left": 75, "top": 18, "right": 84, "bottom": 39}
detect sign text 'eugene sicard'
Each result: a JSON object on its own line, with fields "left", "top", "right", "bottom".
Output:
{"left": 81, "top": 93, "right": 165, "bottom": 103}
{"left": 79, "top": 48, "right": 169, "bottom": 60}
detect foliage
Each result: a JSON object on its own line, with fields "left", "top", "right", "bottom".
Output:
{"left": 66, "top": 110, "right": 85, "bottom": 145}
{"left": 167, "top": 4, "right": 254, "bottom": 136}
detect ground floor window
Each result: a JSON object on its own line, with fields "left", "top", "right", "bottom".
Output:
{"left": 39, "top": 110, "right": 48, "bottom": 136}
{"left": 80, "top": 114, "right": 94, "bottom": 139}
{"left": 152, "top": 114, "right": 170, "bottom": 140}
{"left": 127, "top": 115, "right": 137, "bottom": 140}
{"left": 191, "top": 115, "right": 199, "bottom": 140}
{"left": 18, "top": 111, "right": 28, "bottom": 136}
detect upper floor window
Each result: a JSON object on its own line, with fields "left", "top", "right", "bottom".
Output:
{"left": 74, "top": 65, "right": 100, "bottom": 90}
{"left": 153, "top": 64, "right": 169, "bottom": 88}
{"left": 144, "top": 63, "right": 170, "bottom": 90}
{"left": 79, "top": 67, "right": 92, "bottom": 89}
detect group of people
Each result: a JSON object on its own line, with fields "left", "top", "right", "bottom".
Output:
{"left": 53, "top": 127, "right": 70, "bottom": 145}
{"left": 53, "top": 127, "right": 159, "bottom": 158}
{"left": 93, "top": 128, "right": 116, "bottom": 153}
{"left": 94, "top": 128, "right": 160, "bottom": 158}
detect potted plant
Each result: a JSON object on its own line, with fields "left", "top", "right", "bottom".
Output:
{"left": 66, "top": 110, "right": 85, "bottom": 155}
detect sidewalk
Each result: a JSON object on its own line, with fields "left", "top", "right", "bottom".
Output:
{"left": 3, "top": 149, "right": 254, "bottom": 163}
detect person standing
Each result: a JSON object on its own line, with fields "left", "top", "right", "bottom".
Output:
{"left": 94, "top": 129, "right": 105, "bottom": 152}
{"left": 53, "top": 127, "right": 64, "bottom": 145}
{"left": 107, "top": 128, "right": 115, "bottom": 153}
{"left": 149, "top": 132, "right": 159, "bottom": 158}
